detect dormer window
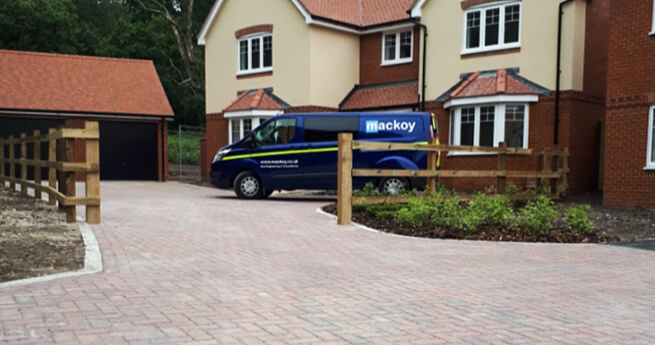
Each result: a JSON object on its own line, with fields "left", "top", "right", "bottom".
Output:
{"left": 238, "top": 33, "right": 272, "bottom": 75}
{"left": 463, "top": 2, "right": 521, "bottom": 55}
{"left": 382, "top": 30, "right": 413, "bottom": 65}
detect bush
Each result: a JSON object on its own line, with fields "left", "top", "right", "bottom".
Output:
{"left": 518, "top": 196, "right": 558, "bottom": 235}
{"left": 168, "top": 134, "right": 201, "bottom": 165}
{"left": 354, "top": 182, "right": 384, "bottom": 197}
{"left": 362, "top": 204, "right": 404, "bottom": 220}
{"left": 565, "top": 204, "right": 594, "bottom": 235}
{"left": 397, "top": 198, "right": 434, "bottom": 228}
{"left": 470, "top": 194, "right": 517, "bottom": 230}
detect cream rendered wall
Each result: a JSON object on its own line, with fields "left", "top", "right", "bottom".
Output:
{"left": 421, "top": 0, "right": 586, "bottom": 99}
{"left": 308, "top": 26, "right": 360, "bottom": 108}
{"left": 204, "top": 0, "right": 311, "bottom": 114}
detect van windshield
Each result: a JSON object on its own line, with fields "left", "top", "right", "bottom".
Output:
{"left": 254, "top": 118, "right": 297, "bottom": 146}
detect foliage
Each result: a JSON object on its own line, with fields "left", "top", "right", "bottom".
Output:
{"left": 565, "top": 204, "right": 594, "bottom": 235}
{"left": 518, "top": 196, "right": 558, "bottom": 235}
{"left": 469, "top": 194, "right": 517, "bottom": 230}
{"left": 168, "top": 134, "right": 201, "bottom": 165}
{"left": 397, "top": 199, "right": 434, "bottom": 228}
{"left": 353, "top": 204, "right": 404, "bottom": 220}
{"left": 354, "top": 182, "right": 385, "bottom": 197}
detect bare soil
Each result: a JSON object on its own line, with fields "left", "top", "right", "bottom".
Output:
{"left": 0, "top": 187, "right": 84, "bottom": 283}
{"left": 322, "top": 192, "right": 655, "bottom": 243}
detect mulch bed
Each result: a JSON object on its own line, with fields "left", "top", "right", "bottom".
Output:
{"left": 322, "top": 194, "right": 655, "bottom": 243}
{"left": 0, "top": 187, "right": 84, "bottom": 283}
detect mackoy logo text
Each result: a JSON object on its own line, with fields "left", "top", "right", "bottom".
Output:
{"left": 366, "top": 120, "right": 416, "bottom": 133}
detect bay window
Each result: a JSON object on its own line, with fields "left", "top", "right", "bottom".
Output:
{"left": 229, "top": 117, "right": 269, "bottom": 144}
{"left": 450, "top": 104, "right": 528, "bottom": 151}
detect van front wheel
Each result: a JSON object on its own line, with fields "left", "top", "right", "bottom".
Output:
{"left": 234, "top": 171, "right": 263, "bottom": 199}
{"left": 379, "top": 177, "right": 408, "bottom": 196}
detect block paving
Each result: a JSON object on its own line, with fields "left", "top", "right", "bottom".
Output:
{"left": 1, "top": 182, "right": 654, "bottom": 344}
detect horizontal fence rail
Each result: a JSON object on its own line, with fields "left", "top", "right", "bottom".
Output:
{"left": 337, "top": 133, "right": 569, "bottom": 225}
{"left": 0, "top": 121, "right": 101, "bottom": 224}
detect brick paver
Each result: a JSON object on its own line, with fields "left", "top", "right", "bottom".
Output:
{"left": 1, "top": 182, "right": 654, "bottom": 345}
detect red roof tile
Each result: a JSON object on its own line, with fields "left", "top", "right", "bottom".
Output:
{"left": 224, "top": 89, "right": 285, "bottom": 112}
{"left": 340, "top": 81, "right": 418, "bottom": 110}
{"left": 298, "top": 0, "right": 417, "bottom": 27}
{"left": 0, "top": 50, "right": 174, "bottom": 117}
{"left": 450, "top": 69, "right": 538, "bottom": 99}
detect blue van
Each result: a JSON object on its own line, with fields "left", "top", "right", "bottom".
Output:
{"left": 210, "top": 112, "right": 438, "bottom": 199}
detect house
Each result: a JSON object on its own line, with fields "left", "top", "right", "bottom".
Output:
{"left": 0, "top": 50, "right": 174, "bottom": 181}
{"left": 199, "top": 0, "right": 612, "bottom": 200}
{"left": 603, "top": 0, "right": 655, "bottom": 208}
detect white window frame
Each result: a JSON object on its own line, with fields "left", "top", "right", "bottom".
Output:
{"left": 227, "top": 117, "right": 272, "bottom": 144}
{"left": 461, "top": 1, "right": 522, "bottom": 55}
{"left": 651, "top": 0, "right": 655, "bottom": 36}
{"left": 237, "top": 33, "right": 272, "bottom": 76}
{"left": 646, "top": 105, "right": 655, "bottom": 169}
{"left": 449, "top": 103, "right": 529, "bottom": 156}
{"left": 381, "top": 30, "right": 413, "bottom": 66}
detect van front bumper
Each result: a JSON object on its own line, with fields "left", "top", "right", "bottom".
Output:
{"left": 210, "top": 170, "right": 230, "bottom": 189}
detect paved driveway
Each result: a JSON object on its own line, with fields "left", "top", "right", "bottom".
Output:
{"left": 1, "top": 182, "right": 654, "bottom": 345}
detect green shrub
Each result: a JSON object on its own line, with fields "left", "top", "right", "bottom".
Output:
{"left": 565, "top": 204, "right": 594, "bottom": 235}
{"left": 505, "top": 183, "right": 521, "bottom": 195}
{"left": 432, "top": 197, "right": 462, "bottom": 229}
{"left": 363, "top": 204, "right": 404, "bottom": 220}
{"left": 518, "top": 196, "right": 558, "bottom": 235}
{"left": 397, "top": 198, "right": 435, "bottom": 228}
{"left": 168, "top": 134, "right": 201, "bottom": 165}
{"left": 354, "top": 182, "right": 383, "bottom": 197}
{"left": 469, "top": 194, "right": 517, "bottom": 230}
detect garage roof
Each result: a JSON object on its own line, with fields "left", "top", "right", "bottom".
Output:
{"left": 0, "top": 50, "right": 174, "bottom": 117}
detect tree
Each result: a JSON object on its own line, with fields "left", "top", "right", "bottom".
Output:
{"left": 0, "top": 0, "right": 81, "bottom": 54}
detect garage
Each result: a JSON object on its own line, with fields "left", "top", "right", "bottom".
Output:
{"left": 0, "top": 50, "right": 174, "bottom": 181}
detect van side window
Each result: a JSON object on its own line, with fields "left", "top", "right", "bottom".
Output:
{"left": 254, "top": 118, "right": 297, "bottom": 146}
{"left": 304, "top": 117, "right": 359, "bottom": 143}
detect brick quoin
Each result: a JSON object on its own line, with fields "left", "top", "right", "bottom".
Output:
{"left": 359, "top": 27, "right": 420, "bottom": 85}
{"left": 604, "top": 0, "right": 655, "bottom": 207}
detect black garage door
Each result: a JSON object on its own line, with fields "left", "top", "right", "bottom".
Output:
{"left": 99, "top": 121, "right": 158, "bottom": 180}
{"left": 0, "top": 117, "right": 65, "bottom": 180}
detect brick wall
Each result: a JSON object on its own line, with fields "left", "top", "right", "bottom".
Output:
{"left": 359, "top": 27, "right": 420, "bottom": 85}
{"left": 204, "top": 112, "right": 229, "bottom": 182}
{"left": 604, "top": 0, "right": 655, "bottom": 207}
{"left": 157, "top": 121, "right": 169, "bottom": 182}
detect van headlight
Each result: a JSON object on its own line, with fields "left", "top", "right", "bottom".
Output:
{"left": 212, "top": 148, "right": 231, "bottom": 163}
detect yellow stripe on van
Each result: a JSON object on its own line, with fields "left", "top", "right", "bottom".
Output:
{"left": 221, "top": 141, "right": 431, "bottom": 162}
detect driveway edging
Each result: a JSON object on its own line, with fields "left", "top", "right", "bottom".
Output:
{"left": 0, "top": 219, "right": 103, "bottom": 289}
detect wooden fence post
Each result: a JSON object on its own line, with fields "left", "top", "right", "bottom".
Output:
{"left": 550, "top": 145, "right": 559, "bottom": 195}
{"left": 0, "top": 137, "right": 4, "bottom": 186}
{"left": 65, "top": 129, "right": 76, "bottom": 222}
{"left": 85, "top": 121, "right": 101, "bottom": 224}
{"left": 497, "top": 142, "right": 507, "bottom": 194}
{"left": 33, "top": 130, "right": 42, "bottom": 199}
{"left": 48, "top": 128, "right": 56, "bottom": 205}
{"left": 9, "top": 136, "right": 15, "bottom": 191}
{"left": 337, "top": 133, "right": 353, "bottom": 225}
{"left": 57, "top": 128, "right": 65, "bottom": 209}
{"left": 561, "top": 148, "right": 569, "bottom": 197}
{"left": 20, "top": 133, "right": 27, "bottom": 195}
{"left": 427, "top": 137, "right": 437, "bottom": 195}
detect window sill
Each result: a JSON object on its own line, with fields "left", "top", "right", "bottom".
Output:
{"left": 461, "top": 44, "right": 521, "bottom": 56}
{"left": 649, "top": 31, "right": 655, "bottom": 36}
{"left": 644, "top": 166, "right": 655, "bottom": 171}
{"left": 447, "top": 151, "right": 496, "bottom": 157}
{"left": 381, "top": 59, "right": 413, "bottom": 67}
{"left": 236, "top": 70, "right": 273, "bottom": 79}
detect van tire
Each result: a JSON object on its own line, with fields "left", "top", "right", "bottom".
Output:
{"left": 379, "top": 177, "right": 408, "bottom": 196}
{"left": 234, "top": 171, "right": 264, "bottom": 199}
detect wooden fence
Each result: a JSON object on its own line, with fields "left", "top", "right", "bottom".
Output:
{"left": 337, "top": 133, "right": 569, "bottom": 225}
{"left": 0, "top": 121, "right": 101, "bottom": 224}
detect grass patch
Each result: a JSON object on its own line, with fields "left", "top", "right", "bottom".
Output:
{"left": 169, "top": 134, "right": 201, "bottom": 165}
